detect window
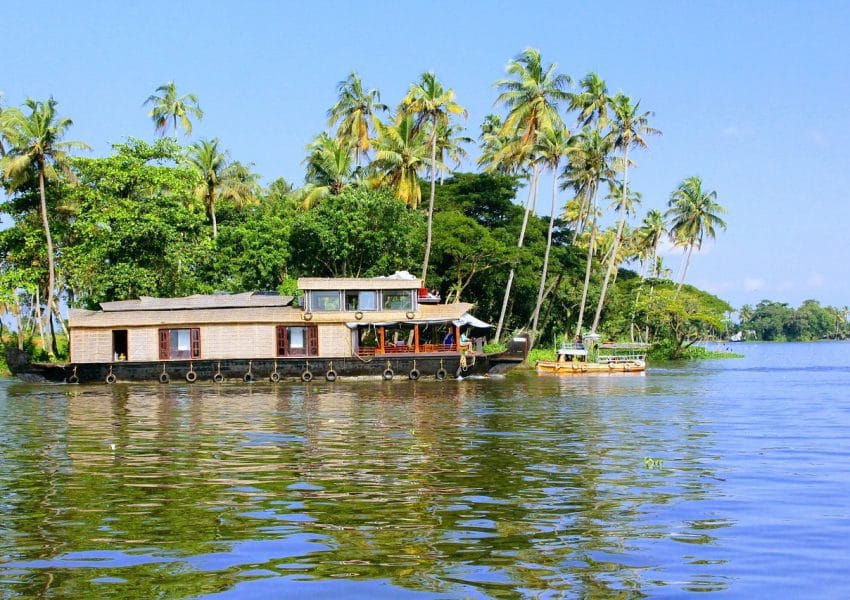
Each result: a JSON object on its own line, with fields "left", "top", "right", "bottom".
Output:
{"left": 345, "top": 290, "right": 377, "bottom": 311}
{"left": 382, "top": 291, "right": 413, "bottom": 310}
{"left": 312, "top": 291, "right": 341, "bottom": 311}
{"left": 276, "top": 326, "right": 318, "bottom": 356}
{"left": 112, "top": 329, "right": 128, "bottom": 361}
{"left": 158, "top": 328, "right": 200, "bottom": 360}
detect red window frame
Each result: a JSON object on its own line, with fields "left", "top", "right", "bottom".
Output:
{"left": 158, "top": 328, "right": 201, "bottom": 360}
{"left": 276, "top": 325, "right": 318, "bottom": 357}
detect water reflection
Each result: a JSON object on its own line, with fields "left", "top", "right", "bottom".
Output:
{"left": 0, "top": 374, "right": 736, "bottom": 597}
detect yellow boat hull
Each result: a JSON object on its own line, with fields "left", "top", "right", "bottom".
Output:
{"left": 535, "top": 359, "right": 646, "bottom": 375}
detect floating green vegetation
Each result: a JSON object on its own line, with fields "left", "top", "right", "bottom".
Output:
{"left": 644, "top": 457, "right": 664, "bottom": 469}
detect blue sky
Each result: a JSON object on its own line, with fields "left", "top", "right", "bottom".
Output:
{"left": 4, "top": 1, "right": 849, "bottom": 310}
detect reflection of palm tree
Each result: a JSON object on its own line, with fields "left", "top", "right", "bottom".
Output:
{"left": 492, "top": 48, "right": 570, "bottom": 342}
{"left": 401, "top": 72, "right": 466, "bottom": 283}
{"left": 665, "top": 176, "right": 726, "bottom": 291}
{"left": 144, "top": 81, "right": 203, "bottom": 137}
{"left": 327, "top": 71, "right": 387, "bottom": 167}
{"left": 1, "top": 97, "right": 90, "bottom": 354}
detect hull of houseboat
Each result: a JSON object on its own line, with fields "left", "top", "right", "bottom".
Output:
{"left": 8, "top": 346, "right": 523, "bottom": 384}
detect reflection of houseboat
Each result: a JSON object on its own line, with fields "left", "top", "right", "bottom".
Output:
{"left": 535, "top": 342, "right": 648, "bottom": 375}
{"left": 9, "top": 272, "right": 527, "bottom": 384}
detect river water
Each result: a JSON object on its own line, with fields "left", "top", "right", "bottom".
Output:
{"left": 0, "top": 342, "right": 848, "bottom": 598}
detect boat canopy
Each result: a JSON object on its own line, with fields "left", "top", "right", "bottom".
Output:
{"left": 345, "top": 312, "right": 491, "bottom": 329}
{"left": 452, "top": 313, "right": 492, "bottom": 329}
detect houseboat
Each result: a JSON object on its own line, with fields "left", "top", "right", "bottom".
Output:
{"left": 9, "top": 272, "right": 527, "bottom": 384}
{"left": 535, "top": 342, "right": 648, "bottom": 375}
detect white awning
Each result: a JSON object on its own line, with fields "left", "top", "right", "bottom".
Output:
{"left": 345, "top": 312, "right": 491, "bottom": 329}
{"left": 452, "top": 313, "right": 492, "bottom": 329}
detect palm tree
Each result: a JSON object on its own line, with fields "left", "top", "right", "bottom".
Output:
{"left": 435, "top": 122, "right": 472, "bottom": 184}
{"left": 569, "top": 72, "right": 610, "bottom": 128}
{"left": 491, "top": 48, "right": 571, "bottom": 342}
{"left": 561, "top": 128, "right": 615, "bottom": 338}
{"left": 327, "top": 72, "right": 388, "bottom": 166}
{"left": 0, "top": 97, "right": 89, "bottom": 354}
{"left": 494, "top": 48, "right": 571, "bottom": 145}
{"left": 400, "top": 72, "right": 467, "bottom": 283}
{"left": 220, "top": 161, "right": 261, "bottom": 208}
{"left": 665, "top": 176, "right": 727, "bottom": 291}
{"left": 371, "top": 114, "right": 434, "bottom": 208}
{"left": 298, "top": 133, "right": 356, "bottom": 208}
{"left": 187, "top": 138, "right": 229, "bottom": 237}
{"left": 591, "top": 93, "right": 659, "bottom": 333}
{"left": 529, "top": 125, "right": 570, "bottom": 349}
{"left": 144, "top": 81, "right": 203, "bottom": 137}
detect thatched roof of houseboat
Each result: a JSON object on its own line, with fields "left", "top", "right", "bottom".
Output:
{"left": 69, "top": 306, "right": 304, "bottom": 328}
{"left": 99, "top": 292, "right": 293, "bottom": 312}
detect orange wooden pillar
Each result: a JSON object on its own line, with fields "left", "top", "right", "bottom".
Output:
{"left": 378, "top": 326, "right": 386, "bottom": 355}
{"left": 414, "top": 324, "right": 420, "bottom": 353}
{"left": 454, "top": 324, "right": 461, "bottom": 352}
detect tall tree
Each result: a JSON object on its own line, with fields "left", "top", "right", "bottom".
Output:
{"left": 434, "top": 122, "right": 472, "bottom": 184}
{"left": 298, "top": 133, "right": 356, "bottom": 209}
{"left": 372, "top": 114, "right": 434, "bottom": 208}
{"left": 400, "top": 72, "right": 467, "bottom": 283}
{"left": 0, "top": 97, "right": 89, "bottom": 354}
{"left": 144, "top": 81, "right": 203, "bottom": 137}
{"left": 327, "top": 71, "right": 388, "bottom": 166}
{"left": 186, "top": 138, "right": 252, "bottom": 237}
{"left": 591, "top": 93, "right": 659, "bottom": 333}
{"left": 529, "top": 125, "right": 570, "bottom": 349}
{"left": 491, "top": 48, "right": 571, "bottom": 341}
{"left": 561, "top": 128, "right": 615, "bottom": 338}
{"left": 569, "top": 72, "right": 610, "bottom": 128}
{"left": 665, "top": 176, "right": 727, "bottom": 291}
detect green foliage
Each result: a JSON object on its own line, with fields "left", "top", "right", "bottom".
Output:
{"left": 744, "top": 299, "right": 849, "bottom": 341}
{"left": 202, "top": 196, "right": 293, "bottom": 292}
{"left": 63, "top": 139, "right": 210, "bottom": 306}
{"left": 636, "top": 283, "right": 732, "bottom": 358}
{"left": 527, "top": 347, "right": 557, "bottom": 365}
{"left": 287, "top": 186, "right": 424, "bottom": 277}
{"left": 482, "top": 341, "right": 506, "bottom": 354}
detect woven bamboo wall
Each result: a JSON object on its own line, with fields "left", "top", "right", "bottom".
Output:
{"left": 318, "top": 324, "right": 351, "bottom": 357}
{"left": 70, "top": 329, "right": 113, "bottom": 363}
{"left": 70, "top": 323, "right": 354, "bottom": 363}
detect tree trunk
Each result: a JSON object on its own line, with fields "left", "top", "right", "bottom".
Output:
{"left": 591, "top": 144, "right": 629, "bottom": 334}
{"left": 676, "top": 245, "right": 694, "bottom": 293}
{"left": 421, "top": 117, "right": 438, "bottom": 283}
{"left": 14, "top": 296, "right": 24, "bottom": 351}
{"left": 37, "top": 163, "right": 56, "bottom": 355}
{"left": 494, "top": 163, "right": 539, "bottom": 343}
{"left": 573, "top": 185, "right": 600, "bottom": 339}
{"left": 529, "top": 164, "right": 558, "bottom": 350}
{"left": 210, "top": 190, "right": 218, "bottom": 238}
